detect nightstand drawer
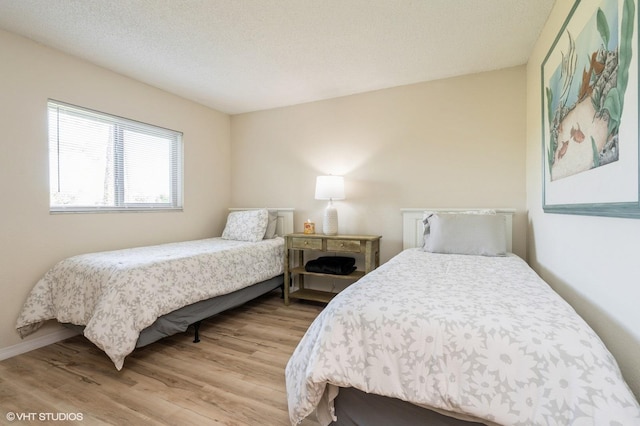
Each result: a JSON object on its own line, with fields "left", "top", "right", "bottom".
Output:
{"left": 291, "top": 237, "right": 323, "bottom": 250}
{"left": 327, "top": 239, "right": 361, "bottom": 253}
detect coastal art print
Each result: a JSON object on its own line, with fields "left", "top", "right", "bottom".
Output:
{"left": 542, "top": 0, "right": 640, "bottom": 217}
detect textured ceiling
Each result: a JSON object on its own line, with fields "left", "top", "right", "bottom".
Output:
{"left": 0, "top": 0, "right": 555, "bottom": 114}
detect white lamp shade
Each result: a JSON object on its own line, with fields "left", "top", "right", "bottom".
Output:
{"left": 315, "top": 175, "right": 345, "bottom": 200}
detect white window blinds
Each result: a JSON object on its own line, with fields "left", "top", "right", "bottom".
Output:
{"left": 48, "top": 100, "right": 183, "bottom": 212}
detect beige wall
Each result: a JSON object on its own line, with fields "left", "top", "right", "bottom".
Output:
{"left": 0, "top": 30, "right": 231, "bottom": 352}
{"left": 6, "top": 7, "right": 635, "bottom": 402}
{"left": 231, "top": 66, "right": 528, "bottom": 264}
{"left": 526, "top": 3, "right": 640, "bottom": 397}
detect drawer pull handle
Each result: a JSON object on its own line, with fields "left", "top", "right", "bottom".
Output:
{"left": 340, "top": 243, "right": 344, "bottom": 247}
{"left": 304, "top": 241, "right": 308, "bottom": 245}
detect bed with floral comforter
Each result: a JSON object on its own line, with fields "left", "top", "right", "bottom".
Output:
{"left": 17, "top": 237, "right": 284, "bottom": 370}
{"left": 286, "top": 249, "right": 640, "bottom": 425}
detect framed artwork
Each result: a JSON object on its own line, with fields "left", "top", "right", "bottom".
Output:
{"left": 542, "top": 0, "right": 640, "bottom": 218}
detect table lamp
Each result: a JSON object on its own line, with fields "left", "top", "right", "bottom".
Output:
{"left": 315, "top": 175, "right": 345, "bottom": 235}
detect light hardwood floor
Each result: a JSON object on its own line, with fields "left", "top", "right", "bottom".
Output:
{"left": 0, "top": 291, "right": 324, "bottom": 425}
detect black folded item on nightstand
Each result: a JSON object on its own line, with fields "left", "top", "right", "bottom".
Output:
{"left": 305, "top": 256, "right": 356, "bottom": 275}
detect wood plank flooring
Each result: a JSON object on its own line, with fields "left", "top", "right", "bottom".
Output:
{"left": 0, "top": 291, "right": 324, "bottom": 425}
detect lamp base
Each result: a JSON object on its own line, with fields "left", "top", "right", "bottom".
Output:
{"left": 323, "top": 203, "right": 338, "bottom": 235}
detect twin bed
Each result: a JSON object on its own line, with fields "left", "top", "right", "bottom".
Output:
{"left": 286, "top": 209, "right": 640, "bottom": 425}
{"left": 16, "top": 208, "right": 293, "bottom": 370}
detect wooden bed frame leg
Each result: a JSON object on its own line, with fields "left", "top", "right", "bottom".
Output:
{"left": 193, "top": 321, "right": 201, "bottom": 343}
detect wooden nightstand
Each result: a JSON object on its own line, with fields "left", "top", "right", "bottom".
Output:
{"left": 284, "top": 233, "right": 381, "bottom": 305}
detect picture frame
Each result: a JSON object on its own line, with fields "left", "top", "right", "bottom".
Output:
{"left": 541, "top": 0, "right": 640, "bottom": 218}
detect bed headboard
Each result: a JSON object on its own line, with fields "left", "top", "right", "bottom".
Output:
{"left": 400, "top": 208, "right": 516, "bottom": 252}
{"left": 228, "top": 208, "right": 294, "bottom": 237}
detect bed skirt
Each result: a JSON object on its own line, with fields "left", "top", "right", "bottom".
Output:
{"left": 63, "top": 275, "right": 284, "bottom": 348}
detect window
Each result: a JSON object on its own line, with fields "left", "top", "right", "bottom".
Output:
{"left": 48, "top": 100, "right": 183, "bottom": 212}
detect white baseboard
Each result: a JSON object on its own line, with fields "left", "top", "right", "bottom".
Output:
{"left": 0, "top": 328, "right": 79, "bottom": 361}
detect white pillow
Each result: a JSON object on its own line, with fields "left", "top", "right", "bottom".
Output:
{"left": 424, "top": 213, "right": 507, "bottom": 256}
{"left": 422, "top": 209, "right": 495, "bottom": 248}
{"left": 221, "top": 209, "right": 269, "bottom": 242}
{"left": 264, "top": 210, "right": 278, "bottom": 239}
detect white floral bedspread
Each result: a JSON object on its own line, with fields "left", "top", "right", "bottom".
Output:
{"left": 17, "top": 237, "right": 284, "bottom": 370}
{"left": 286, "top": 249, "right": 640, "bottom": 425}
